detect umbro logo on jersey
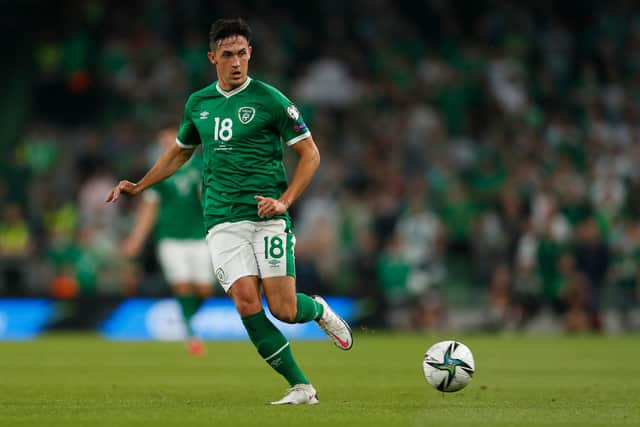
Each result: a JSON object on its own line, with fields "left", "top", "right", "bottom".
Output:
{"left": 200, "top": 111, "right": 210, "bottom": 119}
{"left": 238, "top": 106, "right": 256, "bottom": 124}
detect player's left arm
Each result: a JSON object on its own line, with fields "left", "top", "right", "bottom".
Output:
{"left": 255, "top": 136, "right": 320, "bottom": 219}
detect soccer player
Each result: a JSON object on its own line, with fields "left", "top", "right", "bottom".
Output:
{"left": 106, "top": 18, "right": 353, "bottom": 405}
{"left": 121, "top": 126, "right": 214, "bottom": 356}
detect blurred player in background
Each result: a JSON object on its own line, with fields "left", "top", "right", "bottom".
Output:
{"left": 106, "top": 18, "right": 352, "bottom": 405}
{"left": 121, "top": 127, "right": 214, "bottom": 356}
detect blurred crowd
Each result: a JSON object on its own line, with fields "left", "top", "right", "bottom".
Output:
{"left": 2, "top": 0, "right": 640, "bottom": 332}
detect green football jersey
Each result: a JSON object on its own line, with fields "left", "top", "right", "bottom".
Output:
{"left": 146, "top": 153, "right": 205, "bottom": 240}
{"left": 176, "top": 77, "right": 311, "bottom": 231}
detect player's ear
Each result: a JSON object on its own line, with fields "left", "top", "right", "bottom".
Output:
{"left": 247, "top": 45, "right": 252, "bottom": 60}
{"left": 207, "top": 51, "right": 217, "bottom": 65}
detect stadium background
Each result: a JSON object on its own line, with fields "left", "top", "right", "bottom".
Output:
{"left": 1, "top": 0, "right": 640, "bottom": 337}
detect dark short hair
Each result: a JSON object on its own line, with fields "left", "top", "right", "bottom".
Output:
{"left": 209, "top": 18, "right": 252, "bottom": 50}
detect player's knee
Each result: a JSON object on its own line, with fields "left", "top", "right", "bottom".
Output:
{"left": 269, "top": 303, "right": 297, "bottom": 323}
{"left": 229, "top": 279, "right": 261, "bottom": 316}
{"left": 235, "top": 299, "right": 262, "bottom": 316}
{"left": 231, "top": 292, "right": 262, "bottom": 316}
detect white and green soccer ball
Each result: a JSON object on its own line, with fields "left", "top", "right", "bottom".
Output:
{"left": 422, "top": 340, "right": 475, "bottom": 392}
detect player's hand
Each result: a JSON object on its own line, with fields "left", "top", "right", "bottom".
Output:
{"left": 254, "top": 195, "right": 288, "bottom": 219}
{"left": 105, "top": 180, "right": 140, "bottom": 203}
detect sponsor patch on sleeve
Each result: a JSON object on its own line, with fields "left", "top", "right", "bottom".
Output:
{"left": 294, "top": 121, "right": 308, "bottom": 133}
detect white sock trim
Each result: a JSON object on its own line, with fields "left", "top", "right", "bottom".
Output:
{"left": 264, "top": 342, "right": 290, "bottom": 362}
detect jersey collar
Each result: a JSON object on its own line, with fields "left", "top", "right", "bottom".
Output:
{"left": 216, "top": 77, "right": 252, "bottom": 98}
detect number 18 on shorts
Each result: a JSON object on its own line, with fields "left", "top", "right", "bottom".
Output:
{"left": 206, "top": 219, "right": 296, "bottom": 292}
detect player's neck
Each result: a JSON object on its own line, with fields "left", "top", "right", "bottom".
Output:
{"left": 218, "top": 77, "right": 248, "bottom": 92}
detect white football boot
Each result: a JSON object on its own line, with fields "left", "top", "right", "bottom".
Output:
{"left": 270, "top": 384, "right": 319, "bottom": 405}
{"left": 312, "top": 295, "right": 353, "bottom": 350}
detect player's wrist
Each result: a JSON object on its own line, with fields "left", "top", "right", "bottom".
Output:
{"left": 131, "top": 182, "right": 145, "bottom": 195}
{"left": 279, "top": 197, "right": 292, "bottom": 209}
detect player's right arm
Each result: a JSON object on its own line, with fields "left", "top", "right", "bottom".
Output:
{"left": 105, "top": 143, "right": 194, "bottom": 203}
{"left": 106, "top": 94, "right": 201, "bottom": 203}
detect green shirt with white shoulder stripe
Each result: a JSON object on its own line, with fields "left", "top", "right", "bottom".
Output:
{"left": 177, "top": 77, "right": 311, "bottom": 232}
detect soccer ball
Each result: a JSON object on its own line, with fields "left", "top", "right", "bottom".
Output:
{"left": 422, "top": 340, "right": 475, "bottom": 392}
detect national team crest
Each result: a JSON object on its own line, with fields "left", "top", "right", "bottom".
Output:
{"left": 238, "top": 106, "right": 256, "bottom": 124}
{"left": 215, "top": 267, "right": 228, "bottom": 286}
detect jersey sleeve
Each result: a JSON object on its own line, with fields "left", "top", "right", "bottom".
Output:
{"left": 271, "top": 92, "right": 311, "bottom": 146}
{"left": 177, "top": 95, "right": 201, "bottom": 148}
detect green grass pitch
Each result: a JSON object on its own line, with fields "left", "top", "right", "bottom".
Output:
{"left": 1, "top": 333, "right": 638, "bottom": 426}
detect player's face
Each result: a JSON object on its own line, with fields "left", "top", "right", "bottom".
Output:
{"left": 208, "top": 35, "right": 252, "bottom": 91}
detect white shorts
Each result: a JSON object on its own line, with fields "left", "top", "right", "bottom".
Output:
{"left": 205, "top": 219, "right": 296, "bottom": 293}
{"left": 157, "top": 239, "right": 214, "bottom": 286}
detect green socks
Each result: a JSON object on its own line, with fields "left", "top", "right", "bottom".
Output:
{"left": 177, "top": 295, "right": 203, "bottom": 337}
{"left": 239, "top": 295, "right": 323, "bottom": 385}
{"left": 294, "top": 293, "right": 324, "bottom": 323}
{"left": 242, "top": 310, "right": 309, "bottom": 386}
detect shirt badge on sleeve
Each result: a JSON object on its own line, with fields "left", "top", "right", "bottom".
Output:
{"left": 286, "top": 104, "right": 300, "bottom": 120}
